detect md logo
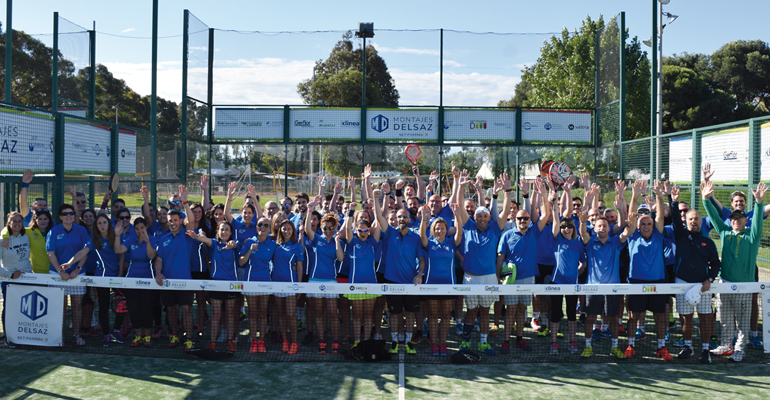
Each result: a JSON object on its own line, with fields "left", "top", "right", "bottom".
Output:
{"left": 20, "top": 291, "right": 48, "bottom": 321}
{"left": 371, "top": 115, "right": 389, "bottom": 133}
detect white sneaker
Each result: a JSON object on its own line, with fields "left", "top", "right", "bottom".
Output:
{"left": 729, "top": 350, "right": 745, "bottom": 362}
{"left": 710, "top": 345, "right": 734, "bottom": 356}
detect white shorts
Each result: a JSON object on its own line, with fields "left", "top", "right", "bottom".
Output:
{"left": 674, "top": 278, "right": 712, "bottom": 315}
{"left": 463, "top": 273, "right": 498, "bottom": 309}
{"left": 504, "top": 276, "right": 535, "bottom": 306}
{"left": 49, "top": 270, "right": 86, "bottom": 296}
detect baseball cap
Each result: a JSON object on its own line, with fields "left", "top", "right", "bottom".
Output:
{"left": 729, "top": 210, "right": 747, "bottom": 220}
{"left": 637, "top": 204, "right": 651, "bottom": 213}
{"left": 474, "top": 206, "right": 491, "bottom": 216}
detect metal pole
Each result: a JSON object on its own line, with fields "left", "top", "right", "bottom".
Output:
{"left": 150, "top": 0, "right": 158, "bottom": 204}
{"left": 52, "top": 12, "right": 59, "bottom": 112}
{"left": 4, "top": 0, "right": 12, "bottom": 102}
{"left": 619, "top": 12, "right": 626, "bottom": 178}
{"left": 88, "top": 22, "right": 96, "bottom": 119}
{"left": 650, "top": 0, "right": 658, "bottom": 182}
{"left": 440, "top": 28, "right": 443, "bottom": 107}
{"left": 656, "top": 1, "right": 663, "bottom": 180}
{"left": 181, "top": 10, "right": 189, "bottom": 182}
{"left": 362, "top": 37, "right": 367, "bottom": 106}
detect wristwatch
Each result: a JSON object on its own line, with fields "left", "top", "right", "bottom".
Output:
{"left": 708, "top": 277, "right": 714, "bottom": 283}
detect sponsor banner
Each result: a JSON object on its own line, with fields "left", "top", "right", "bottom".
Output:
{"left": 764, "top": 292, "right": 770, "bottom": 354}
{"left": 6, "top": 285, "right": 64, "bottom": 347}
{"left": 521, "top": 110, "right": 591, "bottom": 144}
{"left": 63, "top": 120, "right": 111, "bottom": 175}
{"left": 701, "top": 128, "right": 749, "bottom": 183}
{"left": 668, "top": 136, "right": 693, "bottom": 183}
{"left": 366, "top": 109, "right": 438, "bottom": 141}
{"left": 289, "top": 109, "right": 361, "bottom": 140}
{"left": 214, "top": 108, "right": 284, "bottom": 140}
{"left": 118, "top": 130, "right": 137, "bottom": 175}
{"left": 443, "top": 110, "right": 516, "bottom": 142}
{"left": 761, "top": 122, "right": 770, "bottom": 181}
{"left": 0, "top": 108, "right": 55, "bottom": 174}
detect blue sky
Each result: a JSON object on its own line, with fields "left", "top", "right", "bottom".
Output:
{"left": 2, "top": 0, "right": 767, "bottom": 107}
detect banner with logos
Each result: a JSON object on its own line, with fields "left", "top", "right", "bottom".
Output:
{"left": 761, "top": 122, "right": 770, "bottom": 181}
{"left": 443, "top": 110, "right": 516, "bottom": 142}
{"left": 366, "top": 109, "right": 438, "bottom": 141}
{"left": 5, "top": 284, "right": 64, "bottom": 347}
{"left": 521, "top": 110, "right": 592, "bottom": 144}
{"left": 701, "top": 128, "right": 749, "bottom": 183}
{"left": 214, "top": 108, "right": 284, "bottom": 140}
{"left": 0, "top": 108, "right": 55, "bottom": 174}
{"left": 63, "top": 121, "right": 137, "bottom": 175}
{"left": 289, "top": 109, "right": 361, "bottom": 140}
{"left": 668, "top": 136, "right": 693, "bottom": 183}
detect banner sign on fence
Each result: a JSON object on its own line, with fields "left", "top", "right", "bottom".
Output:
{"left": 521, "top": 110, "right": 591, "bottom": 144}
{"left": 63, "top": 121, "right": 137, "bottom": 175}
{"left": 761, "top": 122, "right": 770, "bottom": 181}
{"left": 6, "top": 284, "right": 64, "bottom": 347}
{"left": 443, "top": 110, "right": 516, "bottom": 142}
{"left": 701, "top": 128, "right": 750, "bottom": 184}
{"left": 668, "top": 136, "right": 693, "bottom": 183}
{"left": 289, "top": 109, "right": 361, "bottom": 140}
{"left": 214, "top": 108, "right": 284, "bottom": 140}
{"left": 366, "top": 109, "right": 438, "bottom": 141}
{"left": 0, "top": 108, "right": 55, "bottom": 174}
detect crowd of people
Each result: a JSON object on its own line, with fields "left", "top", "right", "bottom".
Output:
{"left": 0, "top": 163, "right": 766, "bottom": 364}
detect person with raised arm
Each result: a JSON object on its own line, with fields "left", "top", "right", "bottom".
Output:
{"left": 19, "top": 169, "right": 48, "bottom": 226}
{"left": 224, "top": 182, "right": 257, "bottom": 245}
{"left": 270, "top": 218, "right": 304, "bottom": 355}
{"left": 238, "top": 215, "right": 277, "bottom": 354}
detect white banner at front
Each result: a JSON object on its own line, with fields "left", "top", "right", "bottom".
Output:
{"left": 5, "top": 284, "right": 64, "bottom": 347}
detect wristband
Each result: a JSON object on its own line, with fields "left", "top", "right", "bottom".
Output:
{"left": 21, "top": 182, "right": 29, "bottom": 188}
{"left": 347, "top": 209, "right": 355, "bottom": 218}
{"left": 100, "top": 200, "right": 109, "bottom": 209}
{"left": 395, "top": 189, "right": 403, "bottom": 197}
{"left": 522, "top": 194, "right": 529, "bottom": 199}
{"left": 492, "top": 194, "right": 498, "bottom": 199}
{"left": 505, "top": 189, "right": 513, "bottom": 192}
{"left": 183, "top": 201, "right": 189, "bottom": 205}
{"left": 453, "top": 175, "right": 460, "bottom": 179}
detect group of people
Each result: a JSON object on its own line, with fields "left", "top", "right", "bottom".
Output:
{"left": 0, "top": 163, "right": 766, "bottom": 364}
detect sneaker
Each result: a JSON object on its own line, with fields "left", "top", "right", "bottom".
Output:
{"left": 729, "top": 350, "right": 745, "bottom": 362}
{"left": 610, "top": 347, "right": 626, "bottom": 359}
{"left": 130, "top": 336, "right": 142, "bottom": 348}
{"left": 250, "top": 340, "right": 259, "bottom": 354}
{"left": 110, "top": 329, "right": 125, "bottom": 344}
{"left": 208, "top": 342, "right": 216, "bottom": 350}
{"left": 432, "top": 343, "right": 440, "bottom": 356}
{"left": 678, "top": 345, "right": 692, "bottom": 359}
{"left": 550, "top": 342, "right": 559, "bottom": 355}
{"left": 184, "top": 340, "right": 194, "bottom": 352}
{"left": 749, "top": 336, "right": 764, "bottom": 350}
{"left": 709, "top": 336, "right": 720, "bottom": 350}
{"left": 168, "top": 335, "right": 180, "bottom": 348}
{"left": 439, "top": 344, "right": 448, "bottom": 356}
{"left": 501, "top": 341, "right": 511, "bottom": 354}
{"left": 455, "top": 321, "right": 463, "bottom": 336}
{"left": 557, "top": 332, "right": 564, "bottom": 338}
{"left": 700, "top": 349, "right": 712, "bottom": 364}
{"left": 490, "top": 324, "right": 500, "bottom": 337}
{"left": 227, "top": 340, "right": 237, "bottom": 352}
{"left": 256, "top": 340, "right": 266, "bottom": 353}
{"left": 318, "top": 340, "right": 327, "bottom": 354}
{"left": 103, "top": 335, "right": 112, "bottom": 347}
{"left": 288, "top": 342, "right": 299, "bottom": 355}
{"left": 618, "top": 325, "right": 627, "bottom": 336}
{"left": 537, "top": 327, "right": 551, "bottom": 337}
{"left": 515, "top": 338, "right": 532, "bottom": 351}
{"left": 591, "top": 329, "right": 603, "bottom": 341}
{"left": 282, "top": 340, "right": 290, "bottom": 353}
{"left": 580, "top": 346, "right": 593, "bottom": 358}
{"left": 143, "top": 336, "right": 153, "bottom": 348}
{"left": 673, "top": 337, "right": 685, "bottom": 347}
{"left": 405, "top": 342, "right": 417, "bottom": 354}
{"left": 656, "top": 347, "right": 673, "bottom": 361}
{"left": 302, "top": 332, "right": 314, "bottom": 346}
{"left": 332, "top": 341, "right": 340, "bottom": 354}
{"left": 665, "top": 330, "right": 670, "bottom": 343}
{"left": 478, "top": 342, "right": 495, "bottom": 356}
{"left": 389, "top": 342, "right": 399, "bottom": 354}
{"left": 216, "top": 328, "right": 228, "bottom": 343}
{"left": 569, "top": 341, "right": 579, "bottom": 354}
{"left": 623, "top": 345, "right": 636, "bottom": 358}
{"left": 634, "top": 329, "right": 646, "bottom": 341}
{"left": 711, "top": 345, "right": 734, "bottom": 356}
{"left": 411, "top": 332, "right": 423, "bottom": 344}
{"left": 459, "top": 341, "right": 471, "bottom": 351}
{"left": 531, "top": 318, "right": 541, "bottom": 331}
{"left": 342, "top": 335, "right": 353, "bottom": 345}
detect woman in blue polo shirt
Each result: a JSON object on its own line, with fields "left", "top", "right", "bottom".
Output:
{"left": 419, "top": 203, "right": 462, "bottom": 357}
{"left": 116, "top": 217, "right": 158, "bottom": 348}
{"left": 61, "top": 213, "right": 128, "bottom": 347}
{"left": 239, "top": 217, "right": 277, "bottom": 353}
{"left": 271, "top": 219, "right": 304, "bottom": 355}
{"left": 189, "top": 220, "right": 239, "bottom": 352}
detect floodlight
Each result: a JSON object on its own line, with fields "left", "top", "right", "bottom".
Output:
{"left": 355, "top": 23, "right": 374, "bottom": 38}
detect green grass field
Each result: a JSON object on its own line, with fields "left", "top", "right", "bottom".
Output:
{"left": 1, "top": 349, "right": 769, "bottom": 399}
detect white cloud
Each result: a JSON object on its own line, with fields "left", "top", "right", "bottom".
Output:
{"left": 121, "top": 28, "right": 135, "bottom": 33}
{"left": 443, "top": 60, "right": 463, "bottom": 67}
{"left": 374, "top": 44, "right": 440, "bottom": 56}
{"left": 389, "top": 69, "right": 520, "bottom": 106}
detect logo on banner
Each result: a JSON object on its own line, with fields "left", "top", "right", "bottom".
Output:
{"left": 724, "top": 151, "right": 737, "bottom": 161}
{"left": 545, "top": 286, "right": 560, "bottom": 291}
{"left": 163, "top": 280, "right": 187, "bottom": 289}
{"left": 294, "top": 120, "right": 312, "bottom": 127}
{"left": 20, "top": 291, "right": 48, "bottom": 321}
{"left": 230, "top": 283, "right": 244, "bottom": 290}
{"left": 731, "top": 284, "right": 738, "bottom": 291}
{"left": 470, "top": 121, "right": 487, "bottom": 130}
{"left": 341, "top": 120, "right": 360, "bottom": 127}
{"left": 761, "top": 284, "right": 766, "bottom": 290}
{"left": 523, "top": 122, "right": 533, "bottom": 130}
{"left": 371, "top": 115, "right": 389, "bottom": 133}
{"left": 452, "top": 286, "right": 471, "bottom": 292}
{"left": 319, "top": 285, "right": 326, "bottom": 292}
{"left": 292, "top": 284, "right": 300, "bottom": 291}
{"left": 484, "top": 286, "right": 500, "bottom": 292}
{"left": 241, "top": 121, "right": 263, "bottom": 127}
{"left": 643, "top": 286, "right": 657, "bottom": 293}
{"left": 544, "top": 123, "right": 552, "bottom": 130}
{"left": 350, "top": 285, "right": 356, "bottom": 291}
{"left": 136, "top": 280, "right": 152, "bottom": 287}
{"left": 79, "top": 277, "right": 94, "bottom": 284}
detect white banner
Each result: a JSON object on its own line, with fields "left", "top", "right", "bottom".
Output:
{"left": 366, "top": 109, "right": 438, "bottom": 141}
{"left": 0, "top": 109, "right": 55, "bottom": 174}
{"left": 668, "top": 136, "right": 693, "bottom": 183}
{"left": 761, "top": 122, "right": 770, "bottom": 181}
{"left": 214, "top": 108, "right": 284, "bottom": 140}
{"left": 289, "top": 109, "right": 361, "bottom": 140}
{"left": 5, "top": 284, "right": 64, "bottom": 347}
{"left": 521, "top": 110, "right": 592, "bottom": 144}
{"left": 701, "top": 128, "right": 749, "bottom": 184}
{"left": 443, "top": 110, "right": 516, "bottom": 142}
{"left": 63, "top": 121, "right": 111, "bottom": 175}
{"left": 118, "top": 130, "right": 137, "bottom": 175}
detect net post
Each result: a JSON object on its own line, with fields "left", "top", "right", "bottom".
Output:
{"left": 88, "top": 25, "right": 96, "bottom": 119}
{"left": 4, "top": 0, "right": 12, "bottom": 102}
{"left": 690, "top": 128, "right": 701, "bottom": 208}
{"left": 180, "top": 10, "right": 189, "bottom": 182}
{"left": 618, "top": 12, "right": 626, "bottom": 174}
{"left": 747, "top": 118, "right": 760, "bottom": 202}
{"left": 52, "top": 12, "right": 59, "bottom": 112}
{"left": 110, "top": 124, "right": 119, "bottom": 199}
{"left": 52, "top": 113, "right": 65, "bottom": 215}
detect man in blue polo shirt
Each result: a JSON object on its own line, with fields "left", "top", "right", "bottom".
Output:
{"left": 155, "top": 185, "right": 196, "bottom": 352}
{"left": 373, "top": 189, "right": 425, "bottom": 355}
{"left": 454, "top": 169, "right": 512, "bottom": 356}
{"left": 497, "top": 177, "right": 550, "bottom": 354}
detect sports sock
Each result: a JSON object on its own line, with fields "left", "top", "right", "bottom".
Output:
{"left": 685, "top": 340, "right": 692, "bottom": 347}
{"left": 480, "top": 333, "right": 488, "bottom": 344}
{"left": 405, "top": 332, "right": 413, "bottom": 343}
{"left": 456, "top": 318, "right": 463, "bottom": 326}
{"left": 628, "top": 337, "right": 635, "bottom": 346}
{"left": 585, "top": 339, "right": 591, "bottom": 347}
{"left": 657, "top": 339, "right": 665, "bottom": 348}
{"left": 533, "top": 312, "right": 540, "bottom": 320}
{"left": 702, "top": 343, "right": 709, "bottom": 350}
{"left": 751, "top": 331, "right": 758, "bottom": 338}
{"left": 611, "top": 338, "right": 618, "bottom": 348}
{"left": 390, "top": 332, "right": 398, "bottom": 342}
{"left": 602, "top": 324, "right": 609, "bottom": 332}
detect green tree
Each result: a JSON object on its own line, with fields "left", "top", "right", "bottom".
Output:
{"left": 707, "top": 40, "right": 770, "bottom": 112}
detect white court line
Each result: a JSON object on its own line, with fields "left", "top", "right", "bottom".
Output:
{"left": 398, "top": 351, "right": 405, "bottom": 400}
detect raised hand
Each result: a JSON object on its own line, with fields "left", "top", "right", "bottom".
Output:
{"left": 651, "top": 180, "right": 664, "bottom": 196}
{"left": 518, "top": 176, "right": 529, "bottom": 196}
{"left": 372, "top": 189, "right": 382, "bottom": 200}
{"left": 702, "top": 163, "right": 715, "bottom": 182}
{"left": 363, "top": 164, "right": 372, "bottom": 179}
{"left": 429, "top": 170, "right": 438, "bottom": 182}
{"left": 114, "top": 221, "right": 125, "bottom": 236}
{"left": 227, "top": 182, "right": 238, "bottom": 198}
{"left": 316, "top": 174, "right": 324, "bottom": 188}
{"left": 671, "top": 185, "right": 680, "bottom": 202}
{"left": 562, "top": 175, "right": 575, "bottom": 191}
{"left": 458, "top": 170, "right": 472, "bottom": 187}
{"left": 544, "top": 177, "right": 556, "bottom": 193}
{"left": 141, "top": 185, "right": 150, "bottom": 201}
{"left": 662, "top": 180, "right": 672, "bottom": 196}
{"left": 579, "top": 210, "right": 588, "bottom": 223}
{"left": 225, "top": 240, "right": 237, "bottom": 249}
{"left": 412, "top": 164, "right": 420, "bottom": 176}
{"left": 580, "top": 172, "right": 590, "bottom": 189}
{"left": 200, "top": 175, "right": 209, "bottom": 189}
{"left": 311, "top": 194, "right": 322, "bottom": 207}
{"left": 381, "top": 181, "right": 391, "bottom": 194}
{"left": 22, "top": 169, "right": 33, "bottom": 184}
{"left": 247, "top": 184, "right": 257, "bottom": 200}
{"left": 492, "top": 177, "right": 503, "bottom": 194}
{"left": 451, "top": 161, "right": 459, "bottom": 177}
{"left": 751, "top": 182, "right": 767, "bottom": 204}
{"left": 349, "top": 202, "right": 358, "bottom": 211}
{"left": 178, "top": 185, "right": 189, "bottom": 203}
{"left": 700, "top": 181, "right": 714, "bottom": 200}
{"left": 69, "top": 185, "right": 77, "bottom": 199}
{"left": 614, "top": 180, "right": 627, "bottom": 195}
{"left": 348, "top": 173, "right": 355, "bottom": 189}
{"left": 533, "top": 178, "right": 547, "bottom": 197}
{"left": 450, "top": 203, "right": 459, "bottom": 214}
{"left": 499, "top": 173, "right": 511, "bottom": 191}
{"left": 334, "top": 181, "right": 342, "bottom": 195}
{"left": 396, "top": 179, "right": 406, "bottom": 190}
{"left": 421, "top": 204, "right": 431, "bottom": 219}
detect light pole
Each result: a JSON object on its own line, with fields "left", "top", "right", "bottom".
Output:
{"left": 113, "top": 102, "right": 121, "bottom": 125}
{"left": 355, "top": 23, "right": 375, "bottom": 107}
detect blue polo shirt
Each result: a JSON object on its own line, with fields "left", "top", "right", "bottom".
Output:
{"left": 383, "top": 227, "right": 424, "bottom": 283}
{"left": 232, "top": 218, "right": 257, "bottom": 245}
{"left": 82, "top": 228, "right": 98, "bottom": 274}
{"left": 209, "top": 241, "right": 237, "bottom": 281}
{"left": 536, "top": 222, "right": 557, "bottom": 266}
{"left": 272, "top": 241, "right": 304, "bottom": 282}
{"left": 584, "top": 235, "right": 624, "bottom": 284}
{"left": 148, "top": 221, "right": 169, "bottom": 238}
{"left": 239, "top": 237, "right": 277, "bottom": 282}
{"left": 156, "top": 230, "right": 195, "bottom": 280}
{"left": 308, "top": 234, "right": 338, "bottom": 280}
{"left": 346, "top": 236, "right": 378, "bottom": 284}
{"left": 627, "top": 229, "right": 666, "bottom": 281}
{"left": 46, "top": 223, "right": 90, "bottom": 275}
{"left": 86, "top": 236, "right": 121, "bottom": 277}
{"left": 460, "top": 218, "right": 502, "bottom": 276}
{"left": 337, "top": 239, "right": 352, "bottom": 277}
{"left": 124, "top": 235, "right": 159, "bottom": 279}
{"left": 189, "top": 228, "right": 209, "bottom": 273}
{"left": 550, "top": 234, "right": 583, "bottom": 285}
{"left": 497, "top": 222, "right": 542, "bottom": 280}
{"left": 424, "top": 236, "right": 458, "bottom": 284}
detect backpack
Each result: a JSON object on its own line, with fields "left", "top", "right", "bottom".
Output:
{"left": 345, "top": 339, "right": 392, "bottom": 362}
{"left": 451, "top": 350, "right": 481, "bottom": 364}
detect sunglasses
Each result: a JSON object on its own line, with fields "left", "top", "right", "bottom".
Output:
{"left": 168, "top": 200, "right": 181, "bottom": 205}
{"left": 396, "top": 215, "right": 410, "bottom": 219}
{"left": 76, "top": 200, "right": 87, "bottom": 204}
{"left": 281, "top": 204, "right": 291, "bottom": 208}
{"left": 60, "top": 211, "right": 75, "bottom": 216}
{"left": 357, "top": 228, "right": 370, "bottom": 233}
{"left": 118, "top": 216, "right": 131, "bottom": 221}
{"left": 36, "top": 208, "right": 49, "bottom": 213}
{"left": 257, "top": 223, "right": 270, "bottom": 228}
{"left": 560, "top": 225, "right": 573, "bottom": 230}
{"left": 516, "top": 216, "right": 530, "bottom": 221}
{"left": 322, "top": 226, "right": 336, "bottom": 231}
{"left": 573, "top": 203, "right": 582, "bottom": 207}
{"left": 638, "top": 210, "right": 651, "bottom": 215}
{"left": 679, "top": 208, "right": 689, "bottom": 213}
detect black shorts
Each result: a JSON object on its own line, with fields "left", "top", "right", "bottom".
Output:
{"left": 387, "top": 295, "right": 420, "bottom": 314}
{"left": 160, "top": 290, "right": 194, "bottom": 307}
{"left": 536, "top": 264, "right": 554, "bottom": 284}
{"left": 619, "top": 264, "right": 630, "bottom": 284}
{"left": 209, "top": 291, "right": 239, "bottom": 301}
{"left": 455, "top": 267, "right": 465, "bottom": 283}
{"left": 627, "top": 279, "right": 667, "bottom": 314}
{"left": 550, "top": 295, "right": 579, "bottom": 323}
{"left": 376, "top": 272, "right": 387, "bottom": 284}
{"left": 585, "top": 294, "right": 620, "bottom": 316}
{"left": 191, "top": 271, "right": 210, "bottom": 280}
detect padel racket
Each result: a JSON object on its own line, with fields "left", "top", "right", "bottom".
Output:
{"left": 109, "top": 172, "right": 120, "bottom": 193}
{"left": 405, "top": 144, "right": 422, "bottom": 166}
{"left": 540, "top": 160, "right": 571, "bottom": 187}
